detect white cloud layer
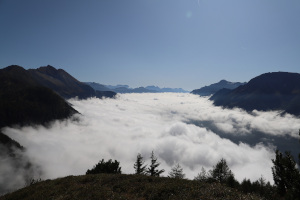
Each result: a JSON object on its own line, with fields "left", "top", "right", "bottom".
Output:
{"left": 3, "top": 93, "right": 300, "bottom": 193}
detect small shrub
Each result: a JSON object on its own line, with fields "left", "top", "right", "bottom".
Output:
{"left": 86, "top": 159, "right": 121, "bottom": 174}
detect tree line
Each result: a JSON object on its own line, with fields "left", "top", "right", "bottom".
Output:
{"left": 86, "top": 131, "right": 300, "bottom": 200}
{"left": 86, "top": 151, "right": 165, "bottom": 177}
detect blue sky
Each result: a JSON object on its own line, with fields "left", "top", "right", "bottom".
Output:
{"left": 1, "top": 0, "right": 299, "bottom": 90}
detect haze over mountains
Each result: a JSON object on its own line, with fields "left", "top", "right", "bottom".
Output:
{"left": 191, "top": 80, "right": 246, "bottom": 96}
{"left": 85, "top": 82, "right": 189, "bottom": 93}
{"left": 1, "top": 65, "right": 300, "bottom": 196}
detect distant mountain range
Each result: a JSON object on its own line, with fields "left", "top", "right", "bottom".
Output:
{"left": 191, "top": 80, "right": 246, "bottom": 96}
{"left": 145, "top": 86, "right": 188, "bottom": 93}
{"left": 210, "top": 72, "right": 300, "bottom": 116}
{"left": 85, "top": 82, "right": 189, "bottom": 93}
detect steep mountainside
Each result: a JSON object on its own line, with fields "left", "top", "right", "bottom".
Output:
{"left": 191, "top": 80, "right": 246, "bottom": 96}
{"left": 0, "top": 65, "right": 78, "bottom": 195}
{"left": 28, "top": 65, "right": 116, "bottom": 99}
{"left": 210, "top": 72, "right": 300, "bottom": 116}
{"left": 0, "top": 65, "right": 77, "bottom": 128}
{"left": 0, "top": 131, "right": 23, "bottom": 153}
{"left": 0, "top": 130, "right": 37, "bottom": 196}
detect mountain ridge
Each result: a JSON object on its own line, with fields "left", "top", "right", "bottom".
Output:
{"left": 210, "top": 72, "right": 300, "bottom": 116}
{"left": 85, "top": 82, "right": 189, "bottom": 93}
{"left": 0, "top": 65, "right": 80, "bottom": 195}
{"left": 29, "top": 65, "right": 116, "bottom": 99}
{"left": 191, "top": 80, "right": 246, "bottom": 96}
{"left": 0, "top": 65, "right": 78, "bottom": 128}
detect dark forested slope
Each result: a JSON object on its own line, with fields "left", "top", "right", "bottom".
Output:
{"left": 29, "top": 65, "right": 116, "bottom": 99}
{"left": 210, "top": 72, "right": 300, "bottom": 116}
{"left": 0, "top": 65, "right": 77, "bottom": 128}
{"left": 191, "top": 80, "right": 246, "bottom": 96}
{"left": 0, "top": 65, "right": 79, "bottom": 195}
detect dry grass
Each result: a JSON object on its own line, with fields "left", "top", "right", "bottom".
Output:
{"left": 0, "top": 173, "right": 263, "bottom": 200}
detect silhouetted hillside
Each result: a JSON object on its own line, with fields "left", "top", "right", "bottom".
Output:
{"left": 0, "top": 65, "right": 77, "bottom": 194}
{"left": 28, "top": 65, "right": 116, "bottom": 99}
{"left": 0, "top": 174, "right": 262, "bottom": 200}
{"left": 191, "top": 80, "right": 246, "bottom": 96}
{"left": 210, "top": 72, "right": 300, "bottom": 116}
{"left": 0, "top": 130, "right": 37, "bottom": 196}
{"left": 0, "top": 131, "right": 23, "bottom": 153}
{"left": 95, "top": 90, "right": 117, "bottom": 98}
{"left": 0, "top": 65, "right": 77, "bottom": 128}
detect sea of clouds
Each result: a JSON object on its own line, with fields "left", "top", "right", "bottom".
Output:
{"left": 2, "top": 93, "right": 300, "bottom": 193}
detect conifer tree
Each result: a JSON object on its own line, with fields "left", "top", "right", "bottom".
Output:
{"left": 209, "top": 158, "right": 233, "bottom": 183}
{"left": 147, "top": 151, "right": 165, "bottom": 177}
{"left": 272, "top": 150, "right": 300, "bottom": 198}
{"left": 134, "top": 153, "right": 147, "bottom": 175}
{"left": 168, "top": 163, "right": 185, "bottom": 179}
{"left": 194, "top": 167, "right": 208, "bottom": 182}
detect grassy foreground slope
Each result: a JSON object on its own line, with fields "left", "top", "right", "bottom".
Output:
{"left": 0, "top": 174, "right": 262, "bottom": 200}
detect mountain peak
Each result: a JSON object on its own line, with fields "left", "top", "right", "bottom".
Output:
{"left": 36, "top": 65, "right": 61, "bottom": 76}
{"left": 2, "top": 65, "right": 26, "bottom": 73}
{"left": 218, "top": 79, "right": 229, "bottom": 84}
{"left": 210, "top": 71, "right": 300, "bottom": 116}
{"left": 191, "top": 80, "right": 245, "bottom": 96}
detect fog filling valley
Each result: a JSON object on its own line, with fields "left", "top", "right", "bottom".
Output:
{"left": 2, "top": 93, "right": 300, "bottom": 192}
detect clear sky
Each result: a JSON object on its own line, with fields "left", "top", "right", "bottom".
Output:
{"left": 1, "top": 0, "right": 299, "bottom": 90}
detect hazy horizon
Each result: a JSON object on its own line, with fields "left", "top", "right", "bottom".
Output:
{"left": 1, "top": 0, "right": 300, "bottom": 90}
